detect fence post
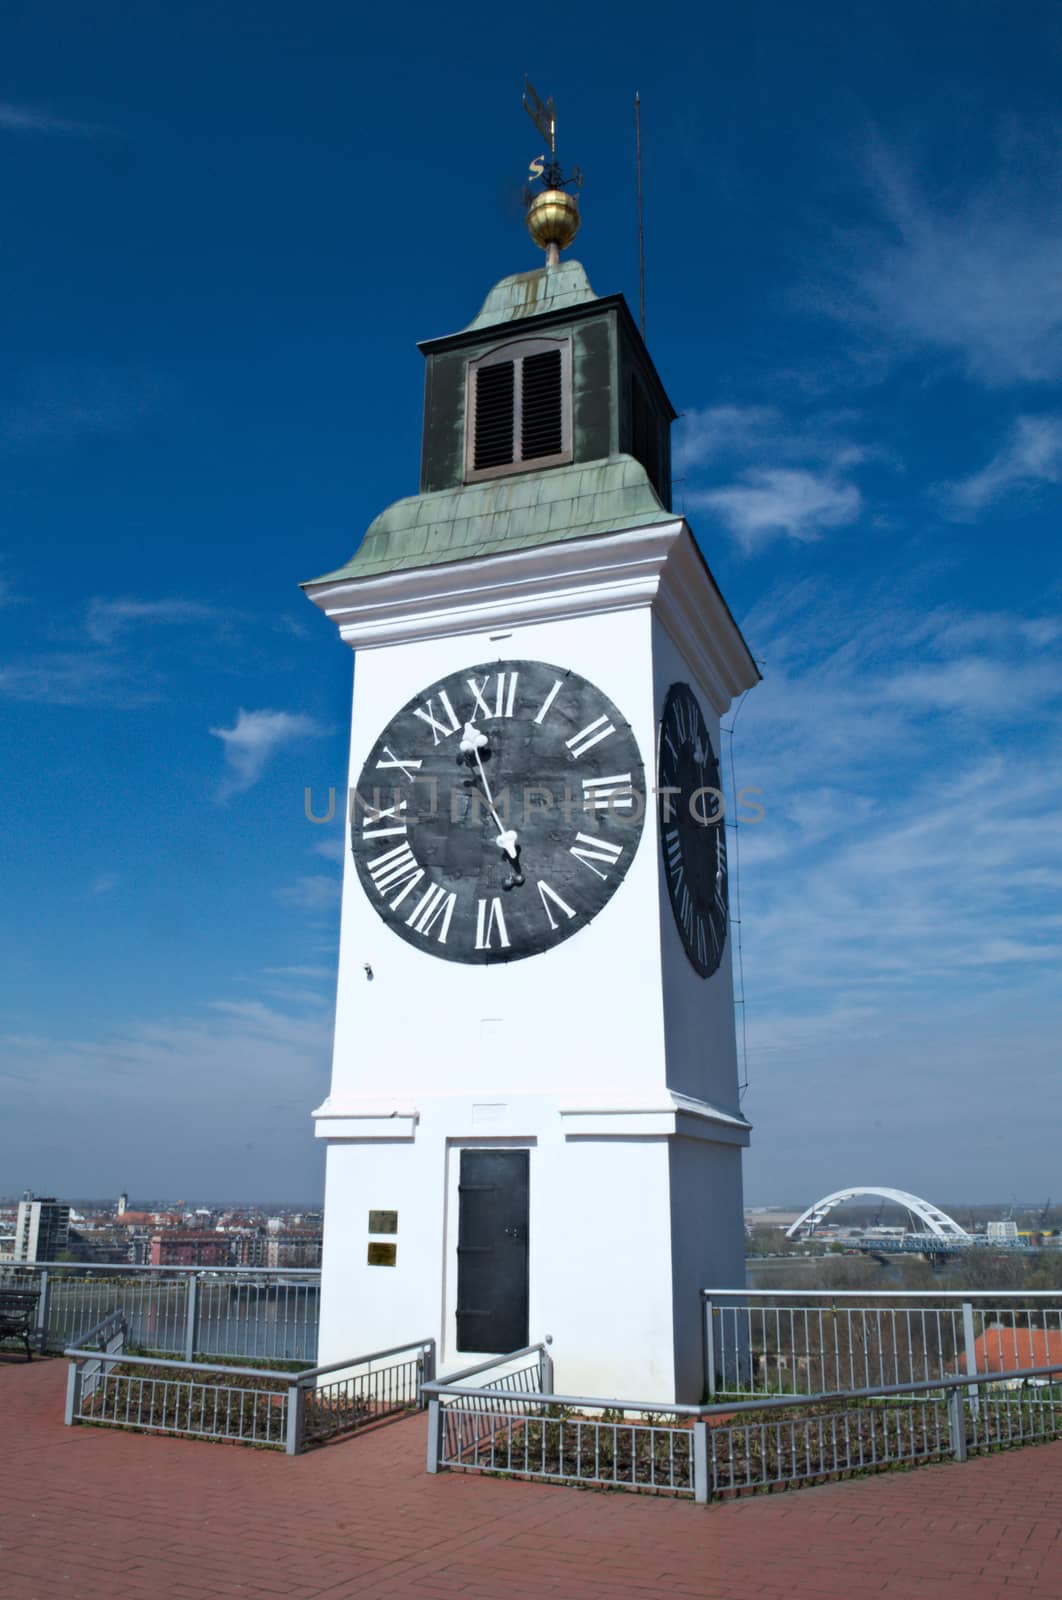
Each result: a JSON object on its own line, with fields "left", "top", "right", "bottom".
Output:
{"left": 35, "top": 1269, "right": 51, "bottom": 1354}
{"left": 285, "top": 1384, "right": 305, "bottom": 1456}
{"left": 961, "top": 1300, "right": 980, "bottom": 1413}
{"left": 947, "top": 1384, "right": 968, "bottom": 1462}
{"left": 426, "top": 1398, "right": 444, "bottom": 1473}
{"left": 703, "top": 1297, "right": 717, "bottom": 1401}
{"left": 693, "top": 1418, "right": 709, "bottom": 1504}
{"left": 183, "top": 1274, "right": 199, "bottom": 1363}
{"left": 64, "top": 1360, "right": 82, "bottom": 1427}
{"left": 417, "top": 1340, "right": 437, "bottom": 1407}
{"left": 539, "top": 1337, "right": 554, "bottom": 1396}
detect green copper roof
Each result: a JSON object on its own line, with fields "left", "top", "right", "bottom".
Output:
{"left": 463, "top": 260, "right": 598, "bottom": 330}
{"left": 304, "top": 455, "right": 673, "bottom": 586}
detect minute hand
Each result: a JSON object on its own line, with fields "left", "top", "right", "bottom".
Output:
{"left": 459, "top": 723, "right": 519, "bottom": 860}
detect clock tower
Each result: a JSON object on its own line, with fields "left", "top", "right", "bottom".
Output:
{"left": 304, "top": 156, "right": 758, "bottom": 1403}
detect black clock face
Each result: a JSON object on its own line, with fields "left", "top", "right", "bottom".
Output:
{"left": 351, "top": 660, "right": 644, "bottom": 963}
{"left": 658, "top": 682, "right": 728, "bottom": 977}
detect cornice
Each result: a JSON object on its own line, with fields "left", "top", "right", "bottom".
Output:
{"left": 305, "top": 521, "right": 759, "bottom": 711}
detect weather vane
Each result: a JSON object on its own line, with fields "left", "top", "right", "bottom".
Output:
{"left": 522, "top": 76, "right": 583, "bottom": 264}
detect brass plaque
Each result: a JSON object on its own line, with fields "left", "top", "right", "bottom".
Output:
{"left": 368, "top": 1209, "right": 398, "bottom": 1235}
{"left": 367, "top": 1242, "right": 397, "bottom": 1267}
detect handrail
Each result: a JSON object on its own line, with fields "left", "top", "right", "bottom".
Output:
{"left": 8, "top": 1261, "right": 320, "bottom": 1277}
{"left": 294, "top": 1339, "right": 435, "bottom": 1385}
{"left": 703, "top": 1287, "right": 1062, "bottom": 1299}
{"left": 64, "top": 1345, "right": 302, "bottom": 1382}
{"left": 433, "top": 1343, "right": 548, "bottom": 1386}
{"left": 423, "top": 1361, "right": 1062, "bottom": 1418}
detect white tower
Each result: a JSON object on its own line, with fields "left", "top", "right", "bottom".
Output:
{"left": 305, "top": 251, "right": 758, "bottom": 1402}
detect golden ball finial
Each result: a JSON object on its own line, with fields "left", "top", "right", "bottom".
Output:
{"left": 526, "top": 188, "right": 580, "bottom": 262}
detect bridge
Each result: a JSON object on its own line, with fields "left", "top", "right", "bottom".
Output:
{"left": 785, "top": 1187, "right": 971, "bottom": 1242}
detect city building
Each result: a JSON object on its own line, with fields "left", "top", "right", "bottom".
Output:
{"left": 149, "top": 1231, "right": 231, "bottom": 1267}
{"left": 13, "top": 1193, "right": 71, "bottom": 1262}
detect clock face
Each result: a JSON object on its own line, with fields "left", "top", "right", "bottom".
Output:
{"left": 658, "top": 682, "right": 728, "bottom": 977}
{"left": 351, "top": 660, "right": 644, "bottom": 963}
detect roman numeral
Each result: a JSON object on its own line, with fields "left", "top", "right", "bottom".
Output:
{"left": 566, "top": 713, "right": 616, "bottom": 759}
{"left": 413, "top": 690, "right": 460, "bottom": 745}
{"left": 664, "top": 829, "right": 683, "bottom": 882}
{"left": 376, "top": 748, "right": 422, "bottom": 782}
{"left": 532, "top": 677, "right": 563, "bottom": 725}
{"left": 467, "top": 671, "right": 519, "bottom": 721}
{"left": 536, "top": 880, "right": 577, "bottom": 931}
{"left": 569, "top": 832, "right": 624, "bottom": 882}
{"left": 475, "top": 897, "right": 511, "bottom": 950}
{"left": 367, "top": 842, "right": 424, "bottom": 908}
{"left": 405, "top": 883, "right": 457, "bottom": 943}
{"left": 362, "top": 799, "right": 407, "bottom": 839}
{"left": 695, "top": 917, "right": 708, "bottom": 967}
{"left": 582, "top": 773, "right": 634, "bottom": 813}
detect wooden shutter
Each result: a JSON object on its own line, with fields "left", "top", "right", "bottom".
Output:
{"left": 473, "top": 360, "right": 516, "bottom": 470}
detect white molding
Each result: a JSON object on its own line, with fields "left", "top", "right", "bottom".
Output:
{"left": 559, "top": 1091, "right": 752, "bottom": 1147}
{"left": 304, "top": 522, "right": 758, "bottom": 710}
{"left": 311, "top": 1097, "right": 419, "bottom": 1141}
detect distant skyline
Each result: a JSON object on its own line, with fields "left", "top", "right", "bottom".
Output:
{"left": 2, "top": 1, "right": 1060, "bottom": 1202}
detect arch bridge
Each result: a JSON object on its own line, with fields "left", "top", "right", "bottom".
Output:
{"left": 785, "top": 1187, "right": 970, "bottom": 1241}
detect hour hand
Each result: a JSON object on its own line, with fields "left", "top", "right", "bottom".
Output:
{"left": 495, "top": 828, "right": 519, "bottom": 861}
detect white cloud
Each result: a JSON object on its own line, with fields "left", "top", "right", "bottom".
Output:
{"left": 1, "top": 364, "right": 164, "bottom": 446}
{"left": 91, "top": 874, "right": 119, "bottom": 897}
{"left": 0, "top": 102, "right": 101, "bottom": 137}
{"left": 312, "top": 836, "right": 346, "bottom": 863}
{"left": 210, "top": 708, "right": 326, "bottom": 800}
{"left": 941, "top": 415, "right": 1062, "bottom": 516}
{"left": 828, "top": 132, "right": 1062, "bottom": 384}
{"left": 690, "top": 468, "right": 861, "bottom": 552}
{"left": 85, "top": 597, "right": 219, "bottom": 645}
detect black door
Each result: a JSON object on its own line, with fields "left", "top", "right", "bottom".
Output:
{"left": 456, "top": 1149, "right": 529, "bottom": 1353}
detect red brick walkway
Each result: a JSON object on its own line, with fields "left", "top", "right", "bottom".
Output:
{"left": 2, "top": 1357, "right": 1061, "bottom": 1600}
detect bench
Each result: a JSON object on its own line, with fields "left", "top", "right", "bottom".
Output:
{"left": 0, "top": 1289, "right": 40, "bottom": 1361}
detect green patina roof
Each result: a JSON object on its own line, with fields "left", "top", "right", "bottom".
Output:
{"left": 463, "top": 260, "right": 598, "bottom": 330}
{"left": 304, "top": 455, "right": 673, "bottom": 586}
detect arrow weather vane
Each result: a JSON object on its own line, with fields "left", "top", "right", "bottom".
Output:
{"left": 523, "top": 75, "right": 583, "bottom": 199}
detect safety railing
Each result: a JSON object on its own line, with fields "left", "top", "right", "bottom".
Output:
{"left": 424, "top": 1341, "right": 553, "bottom": 1462}
{"left": 424, "top": 1356, "right": 1062, "bottom": 1501}
{"left": 293, "top": 1339, "right": 436, "bottom": 1451}
{"left": 64, "top": 1327, "right": 434, "bottom": 1454}
{"left": 1, "top": 1261, "right": 319, "bottom": 1363}
{"left": 701, "top": 1288, "right": 1062, "bottom": 1400}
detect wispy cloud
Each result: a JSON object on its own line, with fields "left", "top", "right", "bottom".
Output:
{"left": 735, "top": 582, "right": 1062, "bottom": 1195}
{"left": 1, "top": 364, "right": 164, "bottom": 448}
{"left": 211, "top": 708, "right": 326, "bottom": 800}
{"left": 823, "top": 129, "right": 1062, "bottom": 385}
{"left": 90, "top": 874, "right": 119, "bottom": 897}
{"left": 679, "top": 404, "right": 870, "bottom": 553}
{"left": 941, "top": 415, "right": 1062, "bottom": 517}
{"left": 85, "top": 597, "right": 219, "bottom": 645}
{"left": 690, "top": 468, "right": 861, "bottom": 552}
{"left": 274, "top": 874, "right": 340, "bottom": 914}
{"left": 312, "top": 836, "right": 346, "bottom": 863}
{"left": 0, "top": 651, "right": 163, "bottom": 707}
{"left": 0, "top": 998, "right": 331, "bottom": 1196}
{"left": 0, "top": 102, "right": 102, "bottom": 138}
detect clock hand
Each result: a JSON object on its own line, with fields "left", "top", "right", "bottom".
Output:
{"left": 459, "top": 723, "right": 520, "bottom": 861}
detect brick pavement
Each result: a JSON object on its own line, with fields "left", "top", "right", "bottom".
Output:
{"left": 2, "top": 1356, "right": 1061, "bottom": 1600}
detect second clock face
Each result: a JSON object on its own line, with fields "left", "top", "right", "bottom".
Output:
{"left": 658, "top": 682, "right": 729, "bottom": 977}
{"left": 351, "top": 660, "right": 645, "bottom": 963}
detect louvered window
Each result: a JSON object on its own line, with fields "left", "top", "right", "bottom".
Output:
{"left": 466, "top": 337, "right": 571, "bottom": 480}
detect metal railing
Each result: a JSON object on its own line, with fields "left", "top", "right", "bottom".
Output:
{"left": 424, "top": 1356, "right": 1062, "bottom": 1502}
{"left": 63, "top": 1324, "right": 434, "bottom": 1455}
{"left": 424, "top": 1341, "right": 554, "bottom": 1465}
{"left": 701, "top": 1288, "right": 1062, "bottom": 1400}
{"left": 293, "top": 1339, "right": 436, "bottom": 1451}
{"left": 1, "top": 1261, "right": 319, "bottom": 1363}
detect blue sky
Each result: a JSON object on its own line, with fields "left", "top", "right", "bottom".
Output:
{"left": 1, "top": 1, "right": 1059, "bottom": 1206}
